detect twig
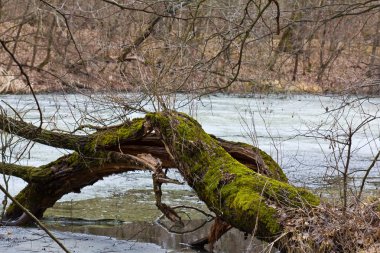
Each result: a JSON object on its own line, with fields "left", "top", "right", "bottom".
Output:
{"left": 265, "top": 232, "right": 289, "bottom": 252}
{"left": 39, "top": 0, "right": 85, "bottom": 68}
{"left": 0, "top": 183, "right": 71, "bottom": 253}
{"left": 0, "top": 40, "right": 43, "bottom": 129}
{"left": 358, "top": 149, "right": 380, "bottom": 200}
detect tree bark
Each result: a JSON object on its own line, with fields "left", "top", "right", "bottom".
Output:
{"left": 146, "top": 112, "right": 318, "bottom": 240}
{"left": 2, "top": 151, "right": 151, "bottom": 221}
{"left": 0, "top": 111, "right": 319, "bottom": 248}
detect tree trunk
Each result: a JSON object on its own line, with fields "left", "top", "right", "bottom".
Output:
{"left": 146, "top": 112, "right": 318, "bottom": 239}
{"left": 0, "top": 112, "right": 319, "bottom": 248}
{"left": 1, "top": 151, "right": 157, "bottom": 222}
{"left": 367, "top": 13, "right": 380, "bottom": 80}
{"left": 1, "top": 112, "right": 378, "bottom": 251}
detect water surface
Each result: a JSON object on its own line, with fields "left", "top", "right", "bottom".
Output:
{"left": 0, "top": 93, "right": 379, "bottom": 252}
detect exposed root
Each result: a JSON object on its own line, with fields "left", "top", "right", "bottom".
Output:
{"left": 187, "top": 216, "right": 231, "bottom": 252}
{"left": 1, "top": 212, "right": 31, "bottom": 226}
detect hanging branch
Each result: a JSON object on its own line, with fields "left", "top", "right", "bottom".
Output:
{"left": 0, "top": 40, "right": 43, "bottom": 129}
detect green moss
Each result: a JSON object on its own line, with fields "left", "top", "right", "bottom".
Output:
{"left": 66, "top": 152, "right": 81, "bottom": 165}
{"left": 213, "top": 138, "right": 288, "bottom": 183}
{"left": 27, "top": 168, "right": 53, "bottom": 182}
{"left": 5, "top": 185, "right": 41, "bottom": 218}
{"left": 147, "top": 112, "right": 320, "bottom": 237}
{"left": 0, "top": 163, "right": 52, "bottom": 183}
{"left": 85, "top": 118, "right": 145, "bottom": 153}
{"left": 225, "top": 189, "right": 280, "bottom": 234}
{"left": 257, "top": 148, "right": 288, "bottom": 182}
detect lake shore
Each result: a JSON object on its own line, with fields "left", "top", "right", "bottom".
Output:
{"left": 0, "top": 226, "right": 167, "bottom": 253}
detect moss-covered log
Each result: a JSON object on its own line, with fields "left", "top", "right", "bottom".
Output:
{"left": 146, "top": 112, "right": 319, "bottom": 239}
{"left": 2, "top": 151, "right": 153, "bottom": 222}
{"left": 0, "top": 114, "right": 286, "bottom": 180}
{"left": 0, "top": 111, "right": 320, "bottom": 248}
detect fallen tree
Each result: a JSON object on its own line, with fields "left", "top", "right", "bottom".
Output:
{"left": 0, "top": 111, "right": 378, "bottom": 252}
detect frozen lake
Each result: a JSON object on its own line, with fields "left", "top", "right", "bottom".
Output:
{"left": 0, "top": 93, "right": 379, "bottom": 201}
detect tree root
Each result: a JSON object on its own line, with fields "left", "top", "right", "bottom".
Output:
{"left": 1, "top": 212, "right": 31, "bottom": 226}
{"left": 188, "top": 217, "right": 231, "bottom": 252}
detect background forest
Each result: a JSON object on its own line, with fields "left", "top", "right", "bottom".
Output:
{"left": 0, "top": 0, "right": 379, "bottom": 95}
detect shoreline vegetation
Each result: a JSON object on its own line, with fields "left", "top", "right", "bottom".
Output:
{"left": 0, "top": 73, "right": 378, "bottom": 95}
{"left": 1, "top": 81, "right": 378, "bottom": 96}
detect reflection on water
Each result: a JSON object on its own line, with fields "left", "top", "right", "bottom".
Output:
{"left": 47, "top": 219, "right": 274, "bottom": 253}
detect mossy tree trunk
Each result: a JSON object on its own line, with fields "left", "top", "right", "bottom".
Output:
{"left": 1, "top": 151, "right": 151, "bottom": 222}
{"left": 147, "top": 112, "right": 319, "bottom": 239}
{"left": 0, "top": 111, "right": 319, "bottom": 248}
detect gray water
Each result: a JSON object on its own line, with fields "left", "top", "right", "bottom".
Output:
{"left": 1, "top": 93, "right": 379, "bottom": 201}
{"left": 0, "top": 225, "right": 167, "bottom": 253}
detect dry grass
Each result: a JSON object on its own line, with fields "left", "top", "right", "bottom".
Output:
{"left": 278, "top": 201, "right": 380, "bottom": 253}
{"left": 0, "top": 67, "right": 26, "bottom": 93}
